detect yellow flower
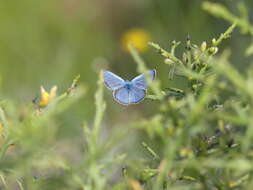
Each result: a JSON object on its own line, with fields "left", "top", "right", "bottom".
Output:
{"left": 121, "top": 28, "right": 150, "bottom": 52}
{"left": 39, "top": 86, "right": 57, "bottom": 108}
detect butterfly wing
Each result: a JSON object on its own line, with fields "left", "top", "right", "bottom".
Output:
{"left": 103, "top": 70, "right": 125, "bottom": 90}
{"left": 105, "top": 70, "right": 155, "bottom": 105}
{"left": 113, "top": 86, "right": 146, "bottom": 105}
{"left": 113, "top": 87, "right": 130, "bottom": 105}
{"left": 131, "top": 70, "right": 156, "bottom": 90}
{"left": 129, "top": 86, "right": 146, "bottom": 104}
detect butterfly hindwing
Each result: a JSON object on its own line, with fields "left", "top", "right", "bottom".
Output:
{"left": 131, "top": 70, "right": 156, "bottom": 90}
{"left": 103, "top": 70, "right": 125, "bottom": 90}
{"left": 113, "top": 87, "right": 130, "bottom": 105}
{"left": 129, "top": 86, "right": 146, "bottom": 104}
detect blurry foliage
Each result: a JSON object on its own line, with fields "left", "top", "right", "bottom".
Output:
{"left": 203, "top": 1, "right": 253, "bottom": 35}
{"left": 0, "top": 0, "right": 253, "bottom": 190}
{"left": 203, "top": 1, "right": 253, "bottom": 58}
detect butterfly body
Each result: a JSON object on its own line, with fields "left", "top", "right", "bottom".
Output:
{"left": 103, "top": 70, "right": 156, "bottom": 105}
{"left": 123, "top": 81, "right": 132, "bottom": 90}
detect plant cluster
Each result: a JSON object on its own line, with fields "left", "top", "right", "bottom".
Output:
{"left": 0, "top": 1, "right": 253, "bottom": 190}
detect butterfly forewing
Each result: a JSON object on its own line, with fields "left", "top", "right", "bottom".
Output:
{"left": 131, "top": 70, "right": 156, "bottom": 90}
{"left": 103, "top": 71, "right": 125, "bottom": 90}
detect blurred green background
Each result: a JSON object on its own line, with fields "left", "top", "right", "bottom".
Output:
{"left": 0, "top": 0, "right": 252, "bottom": 133}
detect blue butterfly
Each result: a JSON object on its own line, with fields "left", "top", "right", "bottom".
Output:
{"left": 103, "top": 70, "right": 156, "bottom": 105}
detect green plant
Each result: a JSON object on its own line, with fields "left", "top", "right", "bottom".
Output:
{"left": 1, "top": 3, "right": 253, "bottom": 190}
{"left": 121, "top": 22, "right": 253, "bottom": 189}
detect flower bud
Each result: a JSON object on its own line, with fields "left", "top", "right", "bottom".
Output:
{"left": 209, "top": 47, "right": 218, "bottom": 55}
{"left": 212, "top": 38, "right": 216, "bottom": 45}
{"left": 201, "top": 41, "right": 207, "bottom": 52}
{"left": 38, "top": 86, "right": 57, "bottom": 108}
{"left": 164, "top": 58, "right": 173, "bottom": 65}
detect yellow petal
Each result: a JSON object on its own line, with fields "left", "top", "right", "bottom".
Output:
{"left": 39, "top": 86, "right": 50, "bottom": 108}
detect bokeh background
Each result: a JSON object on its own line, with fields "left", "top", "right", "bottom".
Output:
{"left": 0, "top": 0, "right": 252, "bottom": 148}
